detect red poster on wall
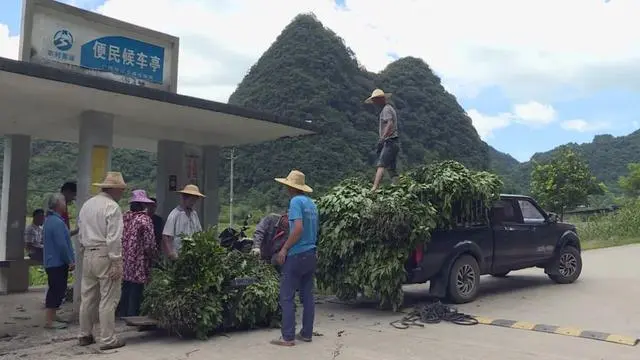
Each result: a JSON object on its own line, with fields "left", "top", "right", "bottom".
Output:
{"left": 186, "top": 155, "right": 199, "bottom": 185}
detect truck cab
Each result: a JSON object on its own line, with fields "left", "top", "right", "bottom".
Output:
{"left": 407, "top": 194, "right": 582, "bottom": 304}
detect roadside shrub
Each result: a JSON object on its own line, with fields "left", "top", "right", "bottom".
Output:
{"left": 141, "top": 229, "right": 280, "bottom": 339}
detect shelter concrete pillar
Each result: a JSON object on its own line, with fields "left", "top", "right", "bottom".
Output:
{"left": 156, "top": 140, "right": 204, "bottom": 223}
{"left": 0, "top": 135, "right": 31, "bottom": 294}
{"left": 202, "top": 146, "right": 220, "bottom": 228}
{"left": 76, "top": 111, "right": 114, "bottom": 207}
{"left": 73, "top": 111, "right": 114, "bottom": 318}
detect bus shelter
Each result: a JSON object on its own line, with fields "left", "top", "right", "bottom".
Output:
{"left": 0, "top": 0, "right": 315, "bottom": 304}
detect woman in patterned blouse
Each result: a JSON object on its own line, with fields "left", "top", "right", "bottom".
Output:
{"left": 117, "top": 190, "right": 156, "bottom": 318}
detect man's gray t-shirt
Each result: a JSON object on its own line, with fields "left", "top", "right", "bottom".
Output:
{"left": 379, "top": 104, "right": 399, "bottom": 140}
{"left": 162, "top": 206, "right": 202, "bottom": 253}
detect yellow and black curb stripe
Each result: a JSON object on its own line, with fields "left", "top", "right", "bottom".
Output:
{"left": 473, "top": 316, "right": 638, "bottom": 346}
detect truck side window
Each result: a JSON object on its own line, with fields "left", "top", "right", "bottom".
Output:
{"left": 490, "top": 200, "right": 519, "bottom": 224}
{"left": 518, "top": 200, "right": 546, "bottom": 223}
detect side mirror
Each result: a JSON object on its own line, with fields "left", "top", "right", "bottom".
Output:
{"left": 547, "top": 212, "right": 558, "bottom": 224}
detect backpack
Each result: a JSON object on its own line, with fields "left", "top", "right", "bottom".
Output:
{"left": 259, "top": 213, "right": 289, "bottom": 261}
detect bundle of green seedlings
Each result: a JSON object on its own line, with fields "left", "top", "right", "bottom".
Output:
{"left": 316, "top": 160, "right": 502, "bottom": 311}
{"left": 141, "top": 229, "right": 281, "bottom": 339}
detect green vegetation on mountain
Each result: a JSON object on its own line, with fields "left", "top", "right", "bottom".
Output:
{"left": 618, "top": 163, "right": 640, "bottom": 198}
{"left": 0, "top": 139, "right": 155, "bottom": 212}
{"left": 500, "top": 130, "right": 640, "bottom": 198}
{"left": 224, "top": 13, "right": 489, "bottom": 208}
{"left": 488, "top": 147, "right": 523, "bottom": 193}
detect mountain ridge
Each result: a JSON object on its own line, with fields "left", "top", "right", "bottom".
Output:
{"left": 489, "top": 130, "right": 640, "bottom": 194}
{"left": 223, "top": 13, "right": 491, "bottom": 208}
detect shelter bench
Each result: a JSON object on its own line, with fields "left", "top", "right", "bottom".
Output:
{"left": 0, "top": 257, "right": 43, "bottom": 268}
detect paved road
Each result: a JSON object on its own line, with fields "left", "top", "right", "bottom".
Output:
{"left": 9, "top": 245, "right": 640, "bottom": 360}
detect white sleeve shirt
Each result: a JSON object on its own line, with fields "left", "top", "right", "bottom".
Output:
{"left": 78, "top": 192, "right": 124, "bottom": 261}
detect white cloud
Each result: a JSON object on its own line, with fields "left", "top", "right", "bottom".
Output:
{"left": 468, "top": 101, "right": 559, "bottom": 139}
{"left": 470, "top": 101, "right": 609, "bottom": 138}
{"left": 561, "top": 119, "right": 611, "bottom": 133}
{"left": 0, "top": 24, "right": 19, "bottom": 60}
{"left": 512, "top": 101, "right": 557, "bottom": 127}
{"left": 1, "top": 0, "right": 639, "bottom": 104}
{"left": 467, "top": 109, "right": 511, "bottom": 139}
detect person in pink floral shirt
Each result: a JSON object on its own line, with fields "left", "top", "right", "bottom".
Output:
{"left": 117, "top": 190, "right": 156, "bottom": 318}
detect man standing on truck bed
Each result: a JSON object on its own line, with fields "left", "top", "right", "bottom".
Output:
{"left": 365, "top": 88, "right": 400, "bottom": 191}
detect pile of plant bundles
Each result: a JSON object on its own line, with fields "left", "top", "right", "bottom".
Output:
{"left": 316, "top": 160, "right": 502, "bottom": 311}
{"left": 141, "top": 229, "right": 281, "bottom": 339}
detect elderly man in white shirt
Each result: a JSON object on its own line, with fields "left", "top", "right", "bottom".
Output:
{"left": 162, "top": 184, "right": 205, "bottom": 259}
{"left": 77, "top": 172, "right": 127, "bottom": 351}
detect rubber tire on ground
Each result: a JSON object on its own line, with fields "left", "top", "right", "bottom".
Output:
{"left": 547, "top": 246, "right": 582, "bottom": 284}
{"left": 491, "top": 271, "right": 510, "bottom": 278}
{"left": 447, "top": 255, "right": 481, "bottom": 304}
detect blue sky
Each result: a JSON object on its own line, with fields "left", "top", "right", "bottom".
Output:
{"left": 459, "top": 88, "right": 640, "bottom": 161}
{"left": 1, "top": 0, "right": 637, "bottom": 162}
{"left": 0, "top": 1, "right": 106, "bottom": 35}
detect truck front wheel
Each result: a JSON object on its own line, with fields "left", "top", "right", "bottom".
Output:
{"left": 547, "top": 246, "right": 582, "bottom": 284}
{"left": 447, "top": 255, "right": 481, "bottom": 304}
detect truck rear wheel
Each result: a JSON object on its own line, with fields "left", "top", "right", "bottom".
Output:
{"left": 447, "top": 255, "right": 480, "bottom": 304}
{"left": 547, "top": 246, "right": 582, "bottom": 284}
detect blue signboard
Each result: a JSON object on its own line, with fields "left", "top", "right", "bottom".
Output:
{"left": 80, "top": 36, "right": 165, "bottom": 84}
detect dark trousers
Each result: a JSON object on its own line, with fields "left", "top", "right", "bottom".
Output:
{"left": 280, "top": 249, "right": 317, "bottom": 341}
{"left": 117, "top": 281, "right": 145, "bottom": 317}
{"left": 28, "top": 248, "right": 43, "bottom": 263}
{"left": 45, "top": 265, "right": 69, "bottom": 309}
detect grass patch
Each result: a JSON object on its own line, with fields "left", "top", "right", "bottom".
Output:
{"left": 29, "top": 266, "right": 74, "bottom": 287}
{"left": 570, "top": 200, "right": 640, "bottom": 250}
{"left": 581, "top": 237, "right": 640, "bottom": 250}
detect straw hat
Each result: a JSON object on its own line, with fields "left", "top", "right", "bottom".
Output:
{"left": 275, "top": 170, "right": 313, "bottom": 193}
{"left": 92, "top": 171, "right": 127, "bottom": 189}
{"left": 364, "top": 88, "right": 392, "bottom": 104}
{"left": 177, "top": 184, "right": 206, "bottom": 198}
{"left": 130, "top": 189, "right": 154, "bottom": 204}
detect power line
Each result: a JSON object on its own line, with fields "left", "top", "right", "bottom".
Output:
{"left": 223, "top": 148, "right": 239, "bottom": 228}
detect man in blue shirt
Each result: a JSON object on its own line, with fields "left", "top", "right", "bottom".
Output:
{"left": 271, "top": 170, "right": 318, "bottom": 347}
{"left": 43, "top": 193, "right": 75, "bottom": 330}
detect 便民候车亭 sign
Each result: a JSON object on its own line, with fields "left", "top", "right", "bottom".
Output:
{"left": 80, "top": 36, "right": 165, "bottom": 84}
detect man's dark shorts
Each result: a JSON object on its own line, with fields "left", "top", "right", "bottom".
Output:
{"left": 376, "top": 137, "right": 399, "bottom": 170}
{"left": 45, "top": 265, "right": 69, "bottom": 309}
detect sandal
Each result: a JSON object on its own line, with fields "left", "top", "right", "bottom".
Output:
{"left": 296, "top": 333, "right": 312, "bottom": 342}
{"left": 44, "top": 321, "right": 67, "bottom": 330}
{"left": 270, "top": 338, "right": 295, "bottom": 347}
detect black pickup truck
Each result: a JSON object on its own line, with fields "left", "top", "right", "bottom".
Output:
{"left": 406, "top": 194, "right": 582, "bottom": 304}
